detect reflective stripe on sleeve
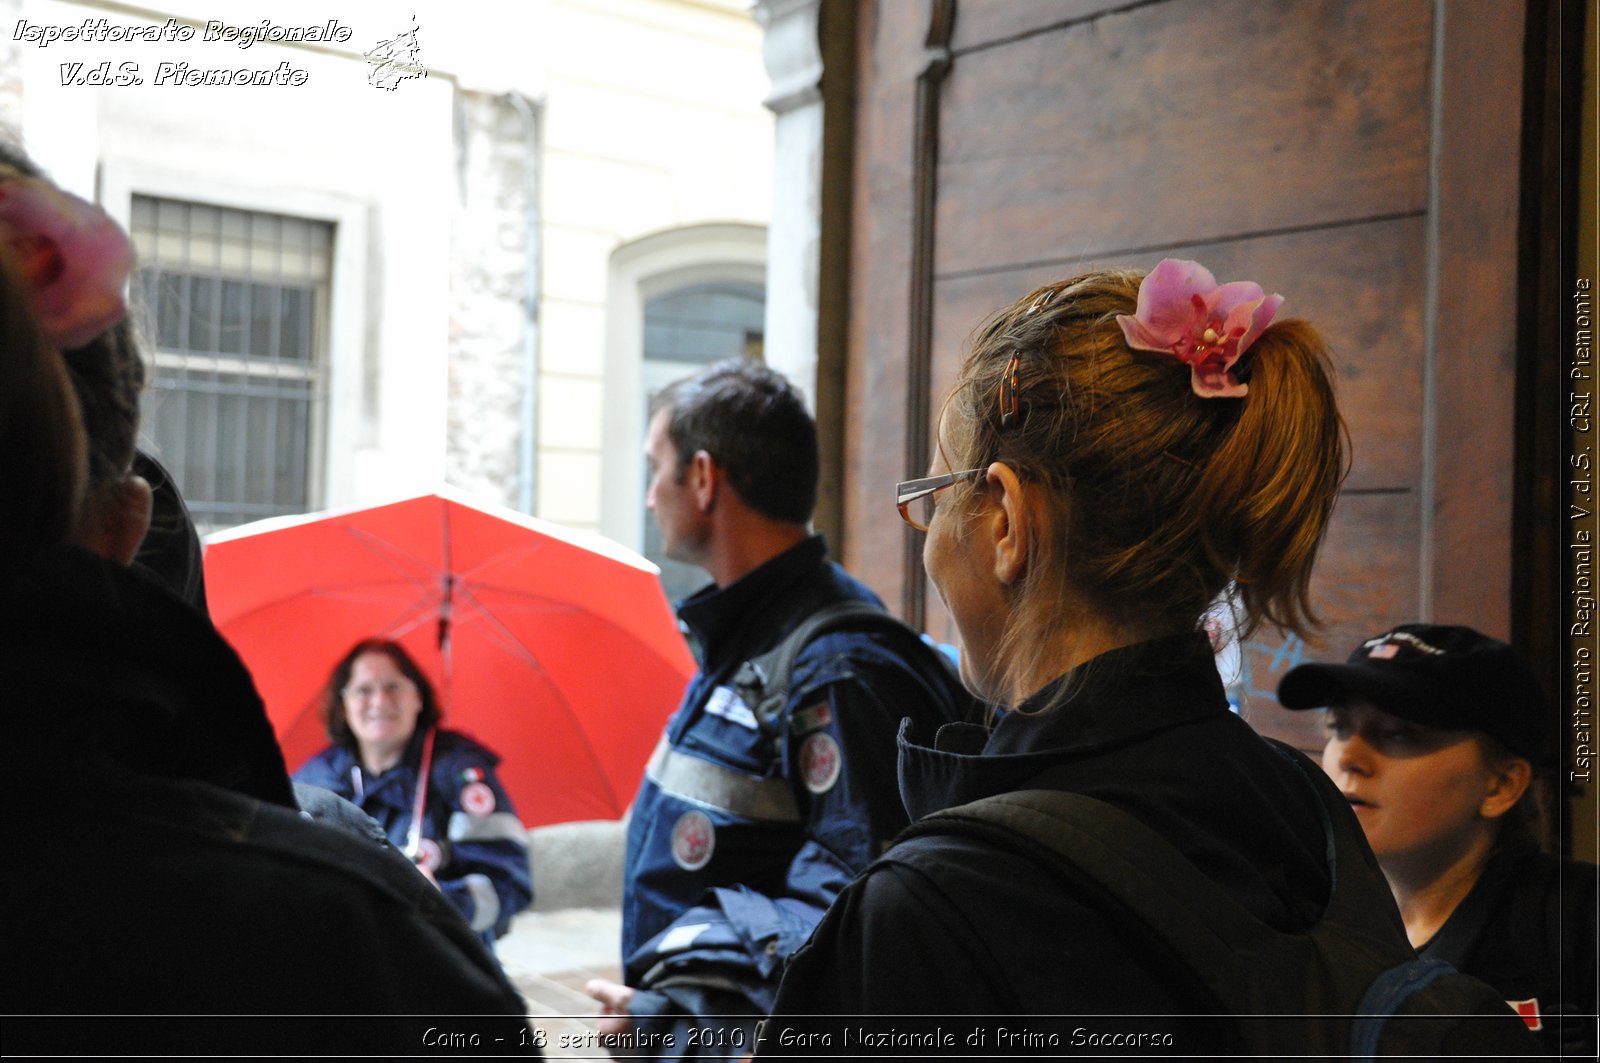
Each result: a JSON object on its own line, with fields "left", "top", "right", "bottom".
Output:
{"left": 644, "top": 735, "right": 801, "bottom": 823}
{"left": 462, "top": 873, "right": 500, "bottom": 933}
{"left": 446, "top": 810, "right": 528, "bottom": 845}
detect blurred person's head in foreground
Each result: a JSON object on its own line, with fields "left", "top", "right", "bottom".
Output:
{"left": 0, "top": 140, "right": 145, "bottom": 567}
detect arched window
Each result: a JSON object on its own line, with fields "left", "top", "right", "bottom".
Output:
{"left": 601, "top": 224, "right": 767, "bottom": 602}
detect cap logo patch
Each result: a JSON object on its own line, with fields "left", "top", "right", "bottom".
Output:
{"left": 671, "top": 810, "right": 715, "bottom": 871}
{"left": 1362, "top": 631, "right": 1446, "bottom": 657}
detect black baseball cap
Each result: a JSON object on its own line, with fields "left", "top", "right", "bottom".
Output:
{"left": 1277, "top": 624, "right": 1555, "bottom": 766}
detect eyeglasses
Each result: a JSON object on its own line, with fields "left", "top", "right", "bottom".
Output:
{"left": 342, "top": 679, "right": 414, "bottom": 702}
{"left": 896, "top": 468, "right": 986, "bottom": 532}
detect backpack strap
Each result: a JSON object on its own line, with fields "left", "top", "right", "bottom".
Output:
{"left": 731, "top": 599, "right": 917, "bottom": 733}
{"left": 909, "top": 789, "right": 1273, "bottom": 1007}
{"left": 1349, "top": 957, "right": 1460, "bottom": 1060}
{"left": 1261, "top": 740, "right": 1414, "bottom": 949}
{"left": 903, "top": 742, "right": 1421, "bottom": 1031}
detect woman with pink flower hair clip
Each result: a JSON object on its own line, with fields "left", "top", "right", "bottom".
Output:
{"left": 757, "top": 264, "right": 1539, "bottom": 1057}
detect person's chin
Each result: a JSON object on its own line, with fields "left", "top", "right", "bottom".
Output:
{"left": 662, "top": 538, "right": 706, "bottom": 569}
{"left": 359, "top": 726, "right": 406, "bottom": 748}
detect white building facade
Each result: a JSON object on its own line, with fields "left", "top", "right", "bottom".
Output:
{"left": 3, "top": 0, "right": 773, "bottom": 590}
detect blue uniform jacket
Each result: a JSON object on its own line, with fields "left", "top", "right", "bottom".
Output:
{"left": 621, "top": 536, "right": 970, "bottom": 1013}
{"left": 297, "top": 728, "right": 533, "bottom": 939}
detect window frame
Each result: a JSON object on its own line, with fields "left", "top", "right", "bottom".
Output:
{"left": 100, "top": 161, "right": 369, "bottom": 525}
{"left": 601, "top": 223, "right": 767, "bottom": 557}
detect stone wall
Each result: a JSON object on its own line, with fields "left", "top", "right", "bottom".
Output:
{"left": 528, "top": 818, "right": 625, "bottom": 911}
{"left": 448, "top": 90, "right": 538, "bottom": 511}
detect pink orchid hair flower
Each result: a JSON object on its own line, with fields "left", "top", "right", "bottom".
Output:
{"left": 1115, "top": 258, "right": 1283, "bottom": 398}
{"left": 0, "top": 176, "right": 134, "bottom": 350}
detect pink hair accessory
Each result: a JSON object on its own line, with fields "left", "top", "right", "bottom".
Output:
{"left": 1116, "top": 258, "right": 1282, "bottom": 398}
{"left": 0, "top": 176, "right": 134, "bottom": 350}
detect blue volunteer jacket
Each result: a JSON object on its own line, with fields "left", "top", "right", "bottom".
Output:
{"left": 297, "top": 728, "right": 533, "bottom": 939}
{"left": 622, "top": 536, "right": 969, "bottom": 1013}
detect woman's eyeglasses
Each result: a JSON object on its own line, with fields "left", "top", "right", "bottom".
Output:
{"left": 895, "top": 469, "right": 986, "bottom": 532}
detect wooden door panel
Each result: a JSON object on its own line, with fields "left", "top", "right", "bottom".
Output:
{"left": 934, "top": 0, "right": 1431, "bottom": 276}
{"left": 930, "top": 218, "right": 1430, "bottom": 491}
{"left": 950, "top": 0, "right": 1131, "bottom": 52}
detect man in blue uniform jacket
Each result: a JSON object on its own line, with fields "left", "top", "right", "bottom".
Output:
{"left": 585, "top": 361, "right": 969, "bottom": 1058}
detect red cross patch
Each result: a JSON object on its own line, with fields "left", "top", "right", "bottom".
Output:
{"left": 799, "top": 733, "right": 842, "bottom": 794}
{"left": 461, "top": 781, "right": 496, "bottom": 817}
{"left": 671, "top": 810, "right": 715, "bottom": 871}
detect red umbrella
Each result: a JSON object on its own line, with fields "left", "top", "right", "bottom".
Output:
{"left": 203, "top": 490, "right": 694, "bottom": 827}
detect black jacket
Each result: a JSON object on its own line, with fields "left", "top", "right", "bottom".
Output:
{"left": 1420, "top": 838, "right": 1598, "bottom": 1057}
{"left": 1, "top": 547, "right": 532, "bottom": 1054}
{"left": 763, "top": 634, "right": 1335, "bottom": 1037}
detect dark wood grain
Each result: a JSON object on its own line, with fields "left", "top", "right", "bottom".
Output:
{"left": 842, "top": 0, "right": 926, "bottom": 612}
{"left": 933, "top": 0, "right": 1431, "bottom": 276}
{"left": 1427, "top": 0, "right": 1526, "bottom": 639}
{"left": 949, "top": 0, "right": 1138, "bottom": 53}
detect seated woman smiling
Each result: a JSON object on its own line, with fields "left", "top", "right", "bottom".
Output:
{"left": 296, "top": 638, "right": 533, "bottom": 945}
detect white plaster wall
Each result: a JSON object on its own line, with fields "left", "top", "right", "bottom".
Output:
{"left": 535, "top": 0, "right": 772, "bottom": 535}
{"left": 6, "top": 0, "right": 772, "bottom": 538}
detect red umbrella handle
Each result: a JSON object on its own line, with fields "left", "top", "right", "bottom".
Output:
{"left": 402, "top": 727, "right": 437, "bottom": 861}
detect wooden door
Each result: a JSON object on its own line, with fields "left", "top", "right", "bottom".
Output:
{"left": 836, "top": 0, "right": 1534, "bottom": 749}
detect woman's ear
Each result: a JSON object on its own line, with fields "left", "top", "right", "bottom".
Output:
{"left": 76, "top": 474, "right": 153, "bottom": 565}
{"left": 1480, "top": 754, "right": 1532, "bottom": 821}
{"left": 985, "top": 462, "right": 1031, "bottom": 586}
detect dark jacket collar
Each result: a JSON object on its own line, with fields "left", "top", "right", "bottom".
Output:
{"left": 898, "top": 632, "right": 1227, "bottom": 819}
{"left": 676, "top": 535, "right": 828, "bottom": 673}
{"left": 1, "top": 545, "right": 296, "bottom": 808}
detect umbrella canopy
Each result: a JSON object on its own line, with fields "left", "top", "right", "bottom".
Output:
{"left": 204, "top": 490, "right": 694, "bottom": 827}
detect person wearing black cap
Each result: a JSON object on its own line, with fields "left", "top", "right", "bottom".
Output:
{"left": 1280, "top": 623, "right": 1597, "bottom": 1057}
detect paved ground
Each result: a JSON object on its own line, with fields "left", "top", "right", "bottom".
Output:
{"left": 497, "top": 906, "right": 623, "bottom": 1060}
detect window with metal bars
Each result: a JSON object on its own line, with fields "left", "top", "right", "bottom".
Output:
{"left": 130, "top": 195, "right": 332, "bottom": 535}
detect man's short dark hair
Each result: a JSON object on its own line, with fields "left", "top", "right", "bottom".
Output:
{"left": 650, "top": 360, "right": 818, "bottom": 524}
